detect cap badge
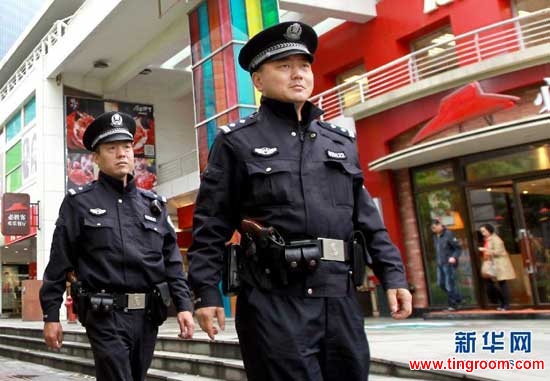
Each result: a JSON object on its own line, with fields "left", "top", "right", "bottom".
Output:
{"left": 284, "top": 23, "right": 302, "bottom": 41}
{"left": 111, "top": 113, "right": 123, "bottom": 127}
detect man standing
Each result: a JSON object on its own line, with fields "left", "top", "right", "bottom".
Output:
{"left": 431, "top": 219, "right": 462, "bottom": 310}
{"left": 188, "top": 21, "right": 412, "bottom": 380}
{"left": 39, "top": 111, "right": 194, "bottom": 381}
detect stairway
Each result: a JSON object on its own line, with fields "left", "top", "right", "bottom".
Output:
{"left": 0, "top": 324, "right": 489, "bottom": 381}
{"left": 0, "top": 325, "right": 244, "bottom": 380}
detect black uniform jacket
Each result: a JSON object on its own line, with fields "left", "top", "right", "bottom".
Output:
{"left": 40, "top": 172, "right": 192, "bottom": 322}
{"left": 188, "top": 97, "right": 408, "bottom": 309}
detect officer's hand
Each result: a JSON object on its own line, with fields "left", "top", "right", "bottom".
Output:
{"left": 195, "top": 306, "right": 225, "bottom": 340}
{"left": 176, "top": 311, "right": 195, "bottom": 339}
{"left": 43, "top": 322, "right": 63, "bottom": 350}
{"left": 387, "top": 288, "right": 412, "bottom": 320}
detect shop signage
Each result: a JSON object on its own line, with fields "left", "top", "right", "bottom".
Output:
{"left": 412, "top": 82, "right": 519, "bottom": 144}
{"left": 424, "top": 0, "right": 453, "bottom": 13}
{"left": 1, "top": 193, "right": 30, "bottom": 236}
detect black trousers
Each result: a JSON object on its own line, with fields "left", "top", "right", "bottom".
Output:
{"left": 85, "top": 309, "right": 158, "bottom": 381}
{"left": 486, "top": 279, "right": 510, "bottom": 308}
{"left": 235, "top": 286, "right": 370, "bottom": 381}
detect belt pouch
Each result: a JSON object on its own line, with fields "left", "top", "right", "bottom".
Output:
{"left": 223, "top": 243, "right": 242, "bottom": 296}
{"left": 148, "top": 282, "right": 170, "bottom": 326}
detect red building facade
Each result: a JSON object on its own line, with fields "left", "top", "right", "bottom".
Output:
{"left": 310, "top": 0, "right": 550, "bottom": 311}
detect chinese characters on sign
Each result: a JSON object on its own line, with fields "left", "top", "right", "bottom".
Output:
{"left": 455, "top": 331, "right": 532, "bottom": 354}
{"left": 1, "top": 193, "right": 30, "bottom": 236}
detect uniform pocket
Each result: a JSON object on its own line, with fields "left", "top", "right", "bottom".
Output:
{"left": 82, "top": 216, "right": 116, "bottom": 249}
{"left": 245, "top": 160, "right": 293, "bottom": 205}
{"left": 139, "top": 221, "right": 165, "bottom": 254}
{"left": 324, "top": 160, "right": 362, "bottom": 207}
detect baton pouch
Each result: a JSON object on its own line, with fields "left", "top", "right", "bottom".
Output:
{"left": 223, "top": 243, "right": 242, "bottom": 296}
{"left": 148, "top": 282, "right": 171, "bottom": 326}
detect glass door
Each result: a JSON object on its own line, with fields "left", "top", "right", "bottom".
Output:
{"left": 467, "top": 185, "right": 533, "bottom": 307}
{"left": 515, "top": 177, "right": 550, "bottom": 305}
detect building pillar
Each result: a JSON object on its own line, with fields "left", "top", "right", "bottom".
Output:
{"left": 189, "top": 0, "right": 279, "bottom": 171}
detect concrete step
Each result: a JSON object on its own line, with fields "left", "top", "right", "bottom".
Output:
{"left": 0, "top": 325, "right": 486, "bottom": 381}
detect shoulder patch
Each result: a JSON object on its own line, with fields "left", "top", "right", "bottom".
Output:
{"left": 67, "top": 182, "right": 95, "bottom": 197}
{"left": 139, "top": 189, "right": 166, "bottom": 204}
{"left": 318, "top": 121, "right": 355, "bottom": 140}
{"left": 218, "top": 113, "right": 258, "bottom": 135}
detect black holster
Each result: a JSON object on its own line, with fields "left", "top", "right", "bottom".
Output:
{"left": 71, "top": 281, "right": 90, "bottom": 326}
{"left": 147, "top": 282, "right": 171, "bottom": 326}
{"left": 222, "top": 243, "right": 242, "bottom": 296}
{"left": 350, "top": 231, "right": 372, "bottom": 286}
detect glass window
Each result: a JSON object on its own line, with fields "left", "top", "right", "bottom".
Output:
{"left": 413, "top": 163, "right": 455, "bottom": 189}
{"left": 24, "top": 97, "right": 36, "bottom": 126}
{"left": 465, "top": 144, "right": 550, "bottom": 181}
{"left": 6, "top": 169, "right": 22, "bottom": 192}
{"left": 416, "top": 186, "right": 476, "bottom": 306}
{"left": 411, "top": 26, "right": 458, "bottom": 79}
{"left": 5, "top": 142, "right": 22, "bottom": 173}
{"left": 6, "top": 112, "right": 21, "bottom": 142}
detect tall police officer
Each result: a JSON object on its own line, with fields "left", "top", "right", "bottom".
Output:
{"left": 40, "top": 111, "right": 194, "bottom": 381}
{"left": 188, "top": 21, "right": 412, "bottom": 380}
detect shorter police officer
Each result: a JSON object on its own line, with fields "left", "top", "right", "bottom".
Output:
{"left": 188, "top": 21, "right": 412, "bottom": 381}
{"left": 40, "top": 111, "right": 194, "bottom": 381}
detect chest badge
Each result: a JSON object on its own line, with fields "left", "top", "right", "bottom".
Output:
{"left": 89, "top": 208, "right": 106, "bottom": 216}
{"left": 326, "top": 150, "right": 347, "bottom": 160}
{"left": 253, "top": 147, "right": 278, "bottom": 157}
{"left": 144, "top": 215, "right": 157, "bottom": 222}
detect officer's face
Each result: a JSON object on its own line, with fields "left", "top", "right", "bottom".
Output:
{"left": 252, "top": 55, "right": 314, "bottom": 107}
{"left": 93, "top": 140, "right": 135, "bottom": 180}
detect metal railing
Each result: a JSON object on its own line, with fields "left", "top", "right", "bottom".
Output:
{"left": 310, "top": 8, "right": 550, "bottom": 121}
{"left": 157, "top": 149, "right": 198, "bottom": 183}
{"left": 0, "top": 16, "right": 73, "bottom": 102}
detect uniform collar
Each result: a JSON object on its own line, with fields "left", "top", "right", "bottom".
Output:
{"left": 98, "top": 171, "right": 136, "bottom": 194}
{"left": 260, "top": 96, "right": 323, "bottom": 125}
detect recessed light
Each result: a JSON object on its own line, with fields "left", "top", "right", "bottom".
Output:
{"left": 93, "top": 60, "right": 110, "bottom": 69}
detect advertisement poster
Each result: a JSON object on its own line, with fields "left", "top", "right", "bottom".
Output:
{"left": 64, "top": 97, "right": 156, "bottom": 190}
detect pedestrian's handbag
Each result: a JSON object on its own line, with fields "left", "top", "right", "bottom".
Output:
{"left": 480, "top": 259, "right": 497, "bottom": 279}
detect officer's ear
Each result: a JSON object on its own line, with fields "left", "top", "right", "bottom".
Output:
{"left": 91, "top": 149, "right": 100, "bottom": 165}
{"left": 251, "top": 70, "right": 264, "bottom": 92}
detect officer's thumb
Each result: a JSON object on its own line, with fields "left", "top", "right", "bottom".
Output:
{"left": 216, "top": 307, "right": 226, "bottom": 331}
{"left": 386, "top": 289, "right": 398, "bottom": 314}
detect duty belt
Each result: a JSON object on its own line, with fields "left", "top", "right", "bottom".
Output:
{"left": 284, "top": 238, "right": 350, "bottom": 271}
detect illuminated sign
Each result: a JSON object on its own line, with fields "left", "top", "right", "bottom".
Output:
{"left": 1, "top": 193, "right": 30, "bottom": 236}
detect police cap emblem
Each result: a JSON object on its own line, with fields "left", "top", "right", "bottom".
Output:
{"left": 111, "top": 113, "right": 123, "bottom": 127}
{"left": 284, "top": 23, "right": 302, "bottom": 41}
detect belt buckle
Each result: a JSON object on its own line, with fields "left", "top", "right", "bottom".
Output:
{"left": 126, "top": 293, "right": 146, "bottom": 309}
{"left": 320, "top": 238, "right": 346, "bottom": 262}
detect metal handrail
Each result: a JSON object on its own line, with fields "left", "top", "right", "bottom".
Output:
{"left": 0, "top": 16, "right": 73, "bottom": 102}
{"left": 310, "top": 8, "right": 550, "bottom": 121}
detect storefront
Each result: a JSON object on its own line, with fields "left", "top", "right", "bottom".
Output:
{"left": 310, "top": 0, "right": 550, "bottom": 311}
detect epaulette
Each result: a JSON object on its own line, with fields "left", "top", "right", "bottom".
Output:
{"left": 67, "top": 182, "right": 95, "bottom": 196}
{"left": 218, "top": 112, "right": 258, "bottom": 134}
{"left": 139, "top": 189, "right": 167, "bottom": 204}
{"left": 318, "top": 121, "right": 355, "bottom": 140}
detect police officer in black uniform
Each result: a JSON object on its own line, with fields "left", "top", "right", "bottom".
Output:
{"left": 188, "top": 21, "right": 412, "bottom": 381}
{"left": 39, "top": 111, "right": 194, "bottom": 381}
